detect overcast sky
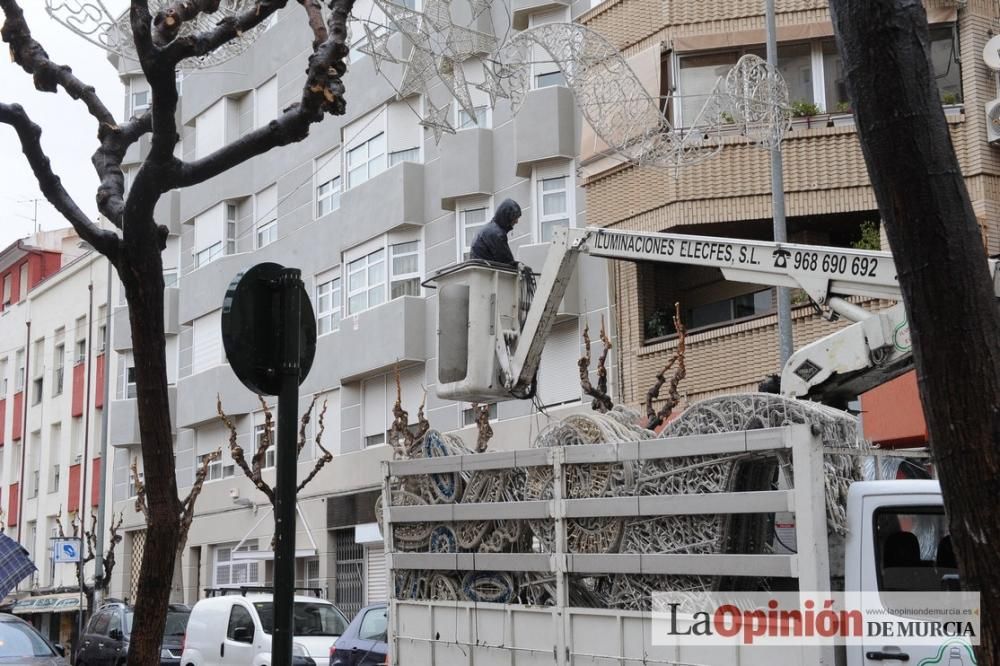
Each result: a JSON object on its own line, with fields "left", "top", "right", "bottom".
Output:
{"left": 0, "top": 3, "right": 126, "bottom": 250}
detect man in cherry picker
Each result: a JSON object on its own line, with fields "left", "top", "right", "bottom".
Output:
{"left": 470, "top": 198, "right": 521, "bottom": 266}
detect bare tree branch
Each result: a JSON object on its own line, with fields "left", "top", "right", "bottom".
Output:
{"left": 175, "top": 0, "right": 354, "bottom": 187}
{"left": 151, "top": 0, "right": 222, "bottom": 46}
{"left": 93, "top": 113, "right": 152, "bottom": 226}
{"left": 415, "top": 388, "right": 430, "bottom": 442}
{"left": 296, "top": 395, "right": 319, "bottom": 458}
{"left": 161, "top": 0, "right": 290, "bottom": 63}
{"left": 579, "top": 316, "right": 614, "bottom": 413}
{"left": 472, "top": 403, "right": 493, "bottom": 453}
{"left": 298, "top": 399, "right": 333, "bottom": 492}
{"left": 0, "top": 0, "right": 116, "bottom": 127}
{"left": 0, "top": 104, "right": 122, "bottom": 259}
{"left": 298, "top": 0, "right": 330, "bottom": 47}
{"left": 179, "top": 445, "right": 222, "bottom": 541}
{"left": 644, "top": 303, "right": 687, "bottom": 430}
{"left": 217, "top": 395, "right": 275, "bottom": 503}
{"left": 130, "top": 457, "right": 150, "bottom": 522}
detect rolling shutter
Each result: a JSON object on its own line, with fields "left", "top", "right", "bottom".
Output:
{"left": 537, "top": 319, "right": 581, "bottom": 407}
{"left": 365, "top": 545, "right": 387, "bottom": 604}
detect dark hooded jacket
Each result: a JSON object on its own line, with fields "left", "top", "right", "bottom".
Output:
{"left": 470, "top": 199, "right": 521, "bottom": 265}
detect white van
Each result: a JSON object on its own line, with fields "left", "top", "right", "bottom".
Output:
{"left": 180, "top": 591, "right": 349, "bottom": 666}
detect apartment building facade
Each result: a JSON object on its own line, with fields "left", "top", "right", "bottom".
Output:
{"left": 0, "top": 229, "right": 114, "bottom": 647}
{"left": 107, "top": 0, "right": 608, "bottom": 616}
{"left": 578, "top": 0, "right": 988, "bottom": 441}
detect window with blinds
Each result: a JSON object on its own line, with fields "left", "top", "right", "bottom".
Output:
{"left": 537, "top": 319, "right": 582, "bottom": 407}
{"left": 191, "top": 310, "right": 223, "bottom": 374}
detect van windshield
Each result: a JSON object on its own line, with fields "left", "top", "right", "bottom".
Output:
{"left": 253, "top": 601, "right": 349, "bottom": 636}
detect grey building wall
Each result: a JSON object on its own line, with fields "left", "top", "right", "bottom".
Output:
{"left": 108, "top": 0, "right": 613, "bottom": 607}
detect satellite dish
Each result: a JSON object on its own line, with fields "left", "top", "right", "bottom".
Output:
{"left": 983, "top": 35, "right": 1000, "bottom": 71}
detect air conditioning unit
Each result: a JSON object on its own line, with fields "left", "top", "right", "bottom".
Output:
{"left": 986, "top": 99, "right": 1000, "bottom": 145}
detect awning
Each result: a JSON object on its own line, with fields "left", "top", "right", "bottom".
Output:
{"left": 12, "top": 593, "right": 87, "bottom": 615}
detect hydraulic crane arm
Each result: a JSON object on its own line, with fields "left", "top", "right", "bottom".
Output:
{"left": 431, "top": 226, "right": 999, "bottom": 406}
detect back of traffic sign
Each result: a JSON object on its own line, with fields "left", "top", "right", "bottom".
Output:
{"left": 221, "top": 262, "right": 317, "bottom": 396}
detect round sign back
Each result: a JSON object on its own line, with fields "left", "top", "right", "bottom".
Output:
{"left": 221, "top": 262, "right": 317, "bottom": 396}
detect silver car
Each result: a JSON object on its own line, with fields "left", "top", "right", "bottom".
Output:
{"left": 0, "top": 612, "right": 67, "bottom": 664}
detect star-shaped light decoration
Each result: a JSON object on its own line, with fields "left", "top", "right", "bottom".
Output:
{"left": 356, "top": 24, "right": 400, "bottom": 75}
{"left": 475, "top": 62, "right": 511, "bottom": 108}
{"left": 374, "top": 0, "right": 498, "bottom": 109}
{"left": 469, "top": 0, "right": 493, "bottom": 19}
{"left": 420, "top": 99, "right": 455, "bottom": 144}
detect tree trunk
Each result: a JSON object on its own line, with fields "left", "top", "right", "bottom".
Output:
{"left": 829, "top": 1, "right": 1000, "bottom": 662}
{"left": 119, "top": 213, "right": 179, "bottom": 666}
{"left": 170, "top": 543, "right": 185, "bottom": 604}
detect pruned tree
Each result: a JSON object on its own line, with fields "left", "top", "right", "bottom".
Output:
{"left": 131, "top": 449, "right": 221, "bottom": 602}
{"left": 0, "top": 1, "right": 354, "bottom": 661}
{"left": 216, "top": 395, "right": 335, "bottom": 545}
{"left": 469, "top": 403, "right": 493, "bottom": 453}
{"left": 579, "top": 315, "right": 614, "bottom": 413}
{"left": 387, "top": 363, "right": 430, "bottom": 459}
{"left": 831, "top": 1, "right": 1000, "bottom": 662}
{"left": 54, "top": 506, "right": 125, "bottom": 611}
{"left": 644, "top": 302, "right": 686, "bottom": 430}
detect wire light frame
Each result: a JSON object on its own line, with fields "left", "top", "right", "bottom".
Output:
{"left": 45, "top": 0, "right": 270, "bottom": 69}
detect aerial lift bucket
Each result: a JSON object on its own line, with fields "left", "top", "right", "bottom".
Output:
{"left": 424, "top": 260, "right": 522, "bottom": 403}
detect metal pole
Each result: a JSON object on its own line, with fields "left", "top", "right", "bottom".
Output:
{"left": 93, "top": 257, "right": 113, "bottom": 606}
{"left": 272, "top": 268, "right": 302, "bottom": 666}
{"left": 766, "top": 0, "right": 794, "bottom": 367}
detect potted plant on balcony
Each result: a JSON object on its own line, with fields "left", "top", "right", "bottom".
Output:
{"left": 790, "top": 100, "right": 823, "bottom": 130}
{"left": 941, "top": 91, "right": 963, "bottom": 117}
{"left": 830, "top": 100, "right": 855, "bottom": 128}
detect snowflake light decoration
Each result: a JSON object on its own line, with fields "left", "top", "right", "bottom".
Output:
{"left": 45, "top": 0, "right": 269, "bottom": 69}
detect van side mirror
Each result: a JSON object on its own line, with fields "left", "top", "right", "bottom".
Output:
{"left": 233, "top": 626, "right": 253, "bottom": 643}
{"left": 109, "top": 629, "right": 123, "bottom": 641}
{"left": 942, "top": 573, "right": 961, "bottom": 591}
{"left": 52, "top": 644, "right": 65, "bottom": 656}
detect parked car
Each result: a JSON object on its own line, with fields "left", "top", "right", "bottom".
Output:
{"left": 76, "top": 600, "right": 190, "bottom": 666}
{"left": 0, "top": 612, "right": 67, "bottom": 664}
{"left": 329, "top": 604, "right": 387, "bottom": 666}
{"left": 180, "top": 590, "right": 350, "bottom": 665}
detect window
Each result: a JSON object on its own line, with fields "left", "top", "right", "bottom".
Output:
{"left": 362, "top": 375, "right": 388, "bottom": 448}
{"left": 163, "top": 270, "right": 178, "bottom": 288}
{"left": 214, "top": 543, "right": 260, "bottom": 587}
{"left": 96, "top": 311, "right": 107, "bottom": 353}
{"left": 191, "top": 310, "right": 223, "bottom": 374}
{"left": 315, "top": 148, "right": 342, "bottom": 217}
{"left": 195, "top": 97, "right": 227, "bottom": 159}
{"left": 14, "top": 349, "right": 24, "bottom": 392}
{"left": 315, "top": 273, "right": 342, "bottom": 335}
{"left": 255, "top": 185, "right": 278, "bottom": 249}
{"left": 358, "top": 606, "right": 388, "bottom": 641}
{"left": 53, "top": 344, "right": 64, "bottom": 396}
{"left": 120, "top": 354, "right": 137, "bottom": 400}
{"left": 347, "top": 249, "right": 386, "bottom": 314}
{"left": 388, "top": 147, "right": 420, "bottom": 166}
{"left": 2, "top": 275, "right": 10, "bottom": 305}
{"left": 297, "top": 557, "right": 321, "bottom": 589}
{"left": 317, "top": 176, "right": 341, "bottom": 217}
{"left": 874, "top": 506, "right": 955, "bottom": 594}
{"left": 537, "top": 175, "right": 570, "bottom": 242}
{"left": 0, "top": 358, "right": 7, "bottom": 397}
{"left": 200, "top": 453, "right": 235, "bottom": 482}
{"left": 131, "top": 89, "right": 150, "bottom": 116}
{"left": 457, "top": 105, "right": 488, "bottom": 129}
{"left": 255, "top": 76, "right": 278, "bottom": 128}
{"left": 459, "top": 205, "right": 489, "bottom": 260}
{"left": 193, "top": 201, "right": 235, "bottom": 268}
{"left": 534, "top": 71, "right": 566, "bottom": 88}
{"left": 19, "top": 263, "right": 28, "bottom": 299}
{"left": 688, "top": 289, "right": 773, "bottom": 330}
{"left": 929, "top": 27, "right": 962, "bottom": 104}
{"left": 227, "top": 605, "right": 255, "bottom": 643}
{"left": 347, "top": 133, "right": 386, "bottom": 188}
{"left": 389, "top": 241, "right": 420, "bottom": 299}
{"left": 536, "top": 319, "right": 582, "bottom": 407}
{"left": 462, "top": 402, "right": 497, "bottom": 426}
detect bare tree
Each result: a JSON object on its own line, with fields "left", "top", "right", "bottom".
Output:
{"left": 579, "top": 315, "right": 614, "bottom": 413}
{"left": 54, "top": 507, "right": 125, "bottom": 610}
{"left": 131, "top": 449, "right": 221, "bottom": 602}
{"left": 643, "top": 302, "right": 686, "bottom": 430}
{"left": 216, "top": 395, "right": 335, "bottom": 545}
{"left": 829, "top": 1, "right": 1000, "bottom": 662}
{"left": 470, "top": 403, "right": 494, "bottom": 453}
{"left": 0, "top": 1, "right": 353, "bottom": 661}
